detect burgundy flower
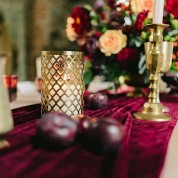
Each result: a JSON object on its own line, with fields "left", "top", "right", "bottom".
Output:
{"left": 117, "top": 48, "right": 140, "bottom": 72}
{"left": 70, "top": 7, "right": 91, "bottom": 35}
{"left": 94, "top": 32, "right": 102, "bottom": 38}
{"left": 166, "top": 0, "right": 178, "bottom": 19}
{"left": 134, "top": 11, "right": 148, "bottom": 30}
{"left": 108, "top": 10, "right": 125, "bottom": 29}
{"left": 107, "top": 0, "right": 116, "bottom": 9}
{"left": 83, "top": 33, "right": 102, "bottom": 55}
{"left": 99, "top": 12, "right": 106, "bottom": 20}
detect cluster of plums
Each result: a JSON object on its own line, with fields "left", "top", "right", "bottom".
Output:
{"left": 37, "top": 93, "right": 124, "bottom": 154}
{"left": 37, "top": 112, "right": 124, "bottom": 154}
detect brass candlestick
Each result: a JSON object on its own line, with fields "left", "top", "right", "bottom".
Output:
{"left": 134, "top": 24, "right": 173, "bottom": 121}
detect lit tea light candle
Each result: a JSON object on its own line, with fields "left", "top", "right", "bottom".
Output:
{"left": 152, "top": 0, "right": 164, "bottom": 24}
{"left": 49, "top": 80, "right": 82, "bottom": 116}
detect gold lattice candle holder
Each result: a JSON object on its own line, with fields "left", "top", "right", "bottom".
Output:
{"left": 41, "top": 51, "right": 84, "bottom": 117}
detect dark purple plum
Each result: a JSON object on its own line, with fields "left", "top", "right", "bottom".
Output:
{"left": 87, "top": 93, "right": 108, "bottom": 109}
{"left": 36, "top": 112, "right": 77, "bottom": 148}
{"left": 81, "top": 118, "right": 124, "bottom": 154}
{"left": 73, "top": 114, "right": 93, "bottom": 133}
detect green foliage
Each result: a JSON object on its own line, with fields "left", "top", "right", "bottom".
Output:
{"left": 84, "top": 69, "right": 93, "bottom": 85}
{"left": 84, "top": 61, "right": 93, "bottom": 85}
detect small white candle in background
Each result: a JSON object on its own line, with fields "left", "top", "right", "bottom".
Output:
{"left": 36, "top": 57, "right": 41, "bottom": 78}
{"left": 152, "top": 0, "right": 164, "bottom": 24}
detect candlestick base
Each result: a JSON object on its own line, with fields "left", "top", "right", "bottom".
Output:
{"left": 134, "top": 112, "right": 171, "bottom": 122}
{"left": 134, "top": 102, "right": 171, "bottom": 122}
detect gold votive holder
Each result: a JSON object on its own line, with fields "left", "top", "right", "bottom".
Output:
{"left": 41, "top": 51, "right": 85, "bottom": 117}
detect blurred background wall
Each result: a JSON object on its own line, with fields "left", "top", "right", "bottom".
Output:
{"left": 0, "top": 0, "right": 93, "bottom": 80}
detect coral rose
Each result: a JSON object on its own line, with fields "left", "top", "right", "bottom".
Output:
{"left": 131, "top": 0, "right": 154, "bottom": 18}
{"left": 66, "top": 17, "right": 77, "bottom": 41}
{"left": 99, "top": 30, "right": 127, "bottom": 56}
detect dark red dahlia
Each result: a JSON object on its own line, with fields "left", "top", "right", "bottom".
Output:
{"left": 166, "top": 0, "right": 178, "bottom": 19}
{"left": 117, "top": 48, "right": 140, "bottom": 72}
{"left": 134, "top": 11, "right": 148, "bottom": 30}
{"left": 70, "top": 7, "right": 91, "bottom": 35}
{"left": 93, "top": 32, "right": 102, "bottom": 38}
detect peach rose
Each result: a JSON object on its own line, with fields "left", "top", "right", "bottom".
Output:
{"left": 66, "top": 17, "right": 77, "bottom": 41}
{"left": 131, "top": 0, "right": 154, "bottom": 18}
{"left": 99, "top": 30, "right": 127, "bottom": 56}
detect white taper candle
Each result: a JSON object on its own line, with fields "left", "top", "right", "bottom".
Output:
{"left": 153, "top": 0, "right": 164, "bottom": 24}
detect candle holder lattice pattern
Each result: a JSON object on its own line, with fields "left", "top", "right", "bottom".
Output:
{"left": 41, "top": 51, "right": 84, "bottom": 117}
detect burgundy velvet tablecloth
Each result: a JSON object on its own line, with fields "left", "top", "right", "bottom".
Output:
{"left": 0, "top": 95, "right": 178, "bottom": 178}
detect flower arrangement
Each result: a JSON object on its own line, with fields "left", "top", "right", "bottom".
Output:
{"left": 66, "top": 0, "right": 178, "bottom": 87}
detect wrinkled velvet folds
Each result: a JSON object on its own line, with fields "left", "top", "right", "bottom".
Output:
{"left": 0, "top": 95, "right": 178, "bottom": 178}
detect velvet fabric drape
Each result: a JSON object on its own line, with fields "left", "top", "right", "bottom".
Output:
{"left": 0, "top": 94, "right": 177, "bottom": 178}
